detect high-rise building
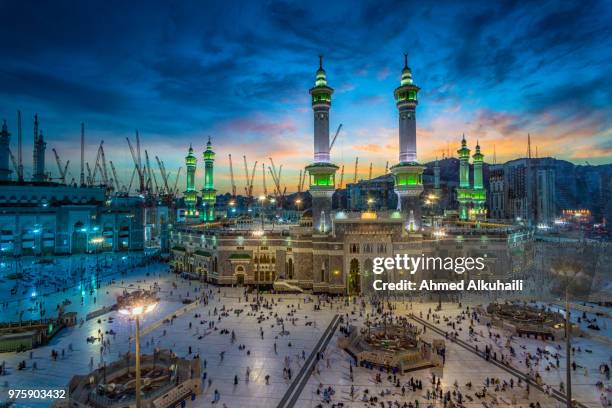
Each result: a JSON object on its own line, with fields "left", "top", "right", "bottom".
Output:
{"left": 489, "top": 157, "right": 556, "bottom": 225}
{"left": 489, "top": 165, "right": 506, "bottom": 219}
{"left": 305, "top": 57, "right": 338, "bottom": 233}
{"left": 201, "top": 137, "right": 216, "bottom": 222}
{"left": 390, "top": 54, "right": 424, "bottom": 231}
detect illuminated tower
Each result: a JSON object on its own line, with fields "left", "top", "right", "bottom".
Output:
{"left": 471, "top": 141, "right": 486, "bottom": 219}
{"left": 305, "top": 56, "right": 338, "bottom": 233}
{"left": 32, "top": 114, "right": 46, "bottom": 182}
{"left": 0, "top": 120, "right": 11, "bottom": 181}
{"left": 456, "top": 135, "right": 471, "bottom": 220}
{"left": 390, "top": 54, "right": 424, "bottom": 232}
{"left": 183, "top": 145, "right": 198, "bottom": 216}
{"left": 201, "top": 137, "right": 216, "bottom": 222}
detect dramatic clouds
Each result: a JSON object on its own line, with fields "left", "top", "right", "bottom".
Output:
{"left": 0, "top": 0, "right": 610, "bottom": 192}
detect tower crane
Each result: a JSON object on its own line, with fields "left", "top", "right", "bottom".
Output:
{"left": 228, "top": 154, "right": 237, "bottom": 197}
{"left": 368, "top": 162, "right": 373, "bottom": 180}
{"left": 7, "top": 148, "right": 19, "bottom": 180}
{"left": 126, "top": 131, "right": 145, "bottom": 194}
{"left": 109, "top": 160, "right": 121, "bottom": 193}
{"left": 384, "top": 161, "right": 389, "bottom": 174}
{"left": 353, "top": 157, "right": 359, "bottom": 183}
{"left": 262, "top": 163, "right": 268, "bottom": 196}
{"left": 339, "top": 165, "right": 345, "bottom": 189}
{"left": 52, "top": 148, "right": 70, "bottom": 184}
{"left": 172, "top": 167, "right": 182, "bottom": 194}
{"left": 155, "top": 156, "right": 170, "bottom": 194}
{"left": 329, "top": 123, "right": 343, "bottom": 152}
{"left": 297, "top": 169, "right": 303, "bottom": 193}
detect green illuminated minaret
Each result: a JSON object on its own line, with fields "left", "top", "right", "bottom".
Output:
{"left": 390, "top": 54, "right": 424, "bottom": 232}
{"left": 184, "top": 145, "right": 198, "bottom": 216}
{"left": 201, "top": 137, "right": 216, "bottom": 222}
{"left": 456, "top": 135, "right": 471, "bottom": 220}
{"left": 471, "top": 141, "right": 486, "bottom": 219}
{"left": 305, "top": 56, "right": 338, "bottom": 233}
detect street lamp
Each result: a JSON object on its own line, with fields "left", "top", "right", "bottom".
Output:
{"left": 118, "top": 292, "right": 158, "bottom": 408}
{"left": 258, "top": 195, "right": 266, "bottom": 230}
{"left": 553, "top": 261, "right": 582, "bottom": 408}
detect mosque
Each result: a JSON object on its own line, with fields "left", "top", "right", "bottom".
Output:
{"left": 170, "top": 56, "right": 533, "bottom": 295}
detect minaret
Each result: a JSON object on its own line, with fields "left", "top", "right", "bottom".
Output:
{"left": 183, "top": 145, "right": 198, "bottom": 216}
{"left": 32, "top": 114, "right": 46, "bottom": 182}
{"left": 0, "top": 120, "right": 11, "bottom": 181}
{"left": 305, "top": 56, "right": 338, "bottom": 233}
{"left": 201, "top": 137, "right": 216, "bottom": 222}
{"left": 456, "top": 134, "right": 471, "bottom": 220}
{"left": 472, "top": 141, "right": 486, "bottom": 219}
{"left": 390, "top": 54, "right": 424, "bottom": 232}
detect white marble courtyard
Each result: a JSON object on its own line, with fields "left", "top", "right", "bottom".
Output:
{"left": 0, "top": 255, "right": 609, "bottom": 408}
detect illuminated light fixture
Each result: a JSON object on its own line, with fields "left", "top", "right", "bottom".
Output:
{"left": 361, "top": 211, "right": 377, "bottom": 220}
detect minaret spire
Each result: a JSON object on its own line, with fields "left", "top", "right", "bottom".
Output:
{"left": 306, "top": 56, "right": 338, "bottom": 233}
{"left": 391, "top": 53, "right": 423, "bottom": 231}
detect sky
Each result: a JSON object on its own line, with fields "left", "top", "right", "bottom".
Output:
{"left": 0, "top": 0, "right": 611, "bottom": 194}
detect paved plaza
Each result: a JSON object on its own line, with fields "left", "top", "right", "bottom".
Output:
{"left": 0, "top": 256, "right": 609, "bottom": 408}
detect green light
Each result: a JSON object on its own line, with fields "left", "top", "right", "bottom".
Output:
{"left": 394, "top": 172, "right": 422, "bottom": 186}
{"left": 312, "top": 174, "right": 334, "bottom": 186}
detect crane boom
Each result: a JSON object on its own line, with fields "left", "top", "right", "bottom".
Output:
{"left": 249, "top": 161, "right": 257, "bottom": 197}
{"left": 7, "top": 148, "right": 19, "bottom": 177}
{"left": 242, "top": 156, "right": 250, "bottom": 196}
{"left": 172, "top": 167, "right": 181, "bottom": 193}
{"left": 262, "top": 163, "right": 268, "bottom": 196}
{"left": 109, "top": 160, "right": 120, "bottom": 192}
{"left": 329, "top": 123, "right": 343, "bottom": 152}
{"left": 155, "top": 156, "right": 170, "bottom": 193}
{"left": 228, "top": 154, "right": 236, "bottom": 197}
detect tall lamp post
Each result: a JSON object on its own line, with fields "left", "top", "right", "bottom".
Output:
{"left": 553, "top": 261, "right": 581, "bottom": 408}
{"left": 118, "top": 292, "right": 158, "bottom": 408}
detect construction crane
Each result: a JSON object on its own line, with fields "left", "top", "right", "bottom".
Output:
{"left": 228, "top": 154, "right": 237, "bottom": 197}
{"left": 172, "top": 167, "right": 182, "bottom": 194}
{"left": 109, "top": 160, "right": 121, "bottom": 193}
{"left": 297, "top": 169, "right": 303, "bottom": 193}
{"left": 353, "top": 157, "right": 359, "bottom": 183}
{"left": 126, "top": 132, "right": 145, "bottom": 194}
{"left": 262, "top": 163, "right": 268, "bottom": 197}
{"left": 7, "top": 148, "right": 19, "bottom": 179}
{"left": 80, "top": 122, "right": 85, "bottom": 186}
{"left": 368, "top": 162, "right": 373, "bottom": 180}
{"left": 339, "top": 165, "right": 345, "bottom": 189}
{"left": 300, "top": 169, "right": 307, "bottom": 193}
{"left": 17, "top": 110, "right": 23, "bottom": 182}
{"left": 155, "top": 156, "right": 170, "bottom": 194}
{"left": 52, "top": 148, "right": 70, "bottom": 184}
{"left": 329, "top": 123, "right": 343, "bottom": 152}
{"left": 86, "top": 162, "right": 93, "bottom": 186}
{"left": 384, "top": 161, "right": 389, "bottom": 174}
{"left": 127, "top": 165, "right": 137, "bottom": 194}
